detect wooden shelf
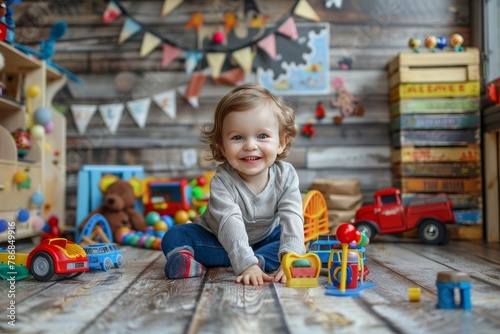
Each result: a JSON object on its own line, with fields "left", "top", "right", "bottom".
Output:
{"left": 0, "top": 41, "right": 41, "bottom": 73}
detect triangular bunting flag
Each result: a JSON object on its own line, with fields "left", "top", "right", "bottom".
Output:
{"left": 257, "top": 34, "right": 276, "bottom": 60}
{"left": 294, "top": 0, "right": 321, "bottom": 22}
{"left": 325, "top": 0, "right": 343, "bottom": 9}
{"left": 185, "top": 72, "right": 207, "bottom": 98}
{"left": 162, "top": 44, "right": 181, "bottom": 69}
{"left": 185, "top": 51, "right": 203, "bottom": 76}
{"left": 232, "top": 47, "right": 253, "bottom": 73}
{"left": 214, "top": 67, "right": 245, "bottom": 86}
{"left": 162, "top": 0, "right": 184, "bottom": 17}
{"left": 176, "top": 85, "right": 198, "bottom": 109}
{"left": 71, "top": 104, "right": 97, "bottom": 135}
{"left": 153, "top": 90, "right": 176, "bottom": 119}
{"left": 103, "top": 0, "right": 122, "bottom": 24}
{"left": 206, "top": 53, "right": 226, "bottom": 78}
{"left": 118, "top": 18, "right": 142, "bottom": 45}
{"left": 99, "top": 103, "right": 124, "bottom": 134}
{"left": 277, "top": 17, "right": 298, "bottom": 40}
{"left": 126, "top": 98, "right": 151, "bottom": 128}
{"left": 140, "top": 32, "right": 162, "bottom": 57}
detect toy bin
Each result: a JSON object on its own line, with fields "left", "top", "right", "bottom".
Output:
{"left": 74, "top": 165, "right": 144, "bottom": 238}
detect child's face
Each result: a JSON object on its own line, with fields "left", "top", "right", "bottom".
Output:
{"left": 221, "top": 106, "right": 284, "bottom": 182}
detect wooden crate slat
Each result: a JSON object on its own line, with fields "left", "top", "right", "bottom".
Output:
{"left": 392, "top": 145, "right": 481, "bottom": 163}
{"left": 389, "top": 65, "right": 479, "bottom": 87}
{"left": 390, "top": 98, "right": 480, "bottom": 118}
{"left": 392, "top": 129, "right": 480, "bottom": 146}
{"left": 402, "top": 193, "right": 482, "bottom": 209}
{"left": 388, "top": 48, "right": 480, "bottom": 74}
{"left": 393, "top": 162, "right": 482, "bottom": 177}
{"left": 390, "top": 81, "right": 480, "bottom": 101}
{"left": 395, "top": 177, "right": 482, "bottom": 193}
{"left": 391, "top": 113, "right": 480, "bottom": 131}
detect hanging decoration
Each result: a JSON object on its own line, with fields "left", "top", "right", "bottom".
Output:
{"left": 126, "top": 98, "right": 152, "bottom": 129}
{"left": 153, "top": 90, "right": 177, "bottom": 119}
{"left": 98, "top": 103, "right": 124, "bottom": 135}
{"left": 71, "top": 104, "right": 97, "bottom": 135}
{"left": 105, "top": 0, "right": 321, "bottom": 81}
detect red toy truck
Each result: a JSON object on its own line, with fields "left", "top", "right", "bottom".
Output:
{"left": 353, "top": 188, "right": 455, "bottom": 245}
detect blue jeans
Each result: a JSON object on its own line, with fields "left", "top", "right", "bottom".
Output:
{"left": 161, "top": 223, "right": 282, "bottom": 272}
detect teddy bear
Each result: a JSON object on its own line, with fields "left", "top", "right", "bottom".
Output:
{"left": 79, "top": 175, "right": 147, "bottom": 238}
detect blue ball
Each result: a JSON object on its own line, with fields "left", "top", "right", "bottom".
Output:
{"left": 0, "top": 219, "right": 8, "bottom": 233}
{"left": 31, "top": 191, "right": 45, "bottom": 206}
{"left": 18, "top": 209, "right": 30, "bottom": 223}
{"left": 161, "top": 215, "right": 175, "bottom": 229}
{"left": 436, "top": 36, "right": 447, "bottom": 50}
{"left": 34, "top": 107, "right": 52, "bottom": 126}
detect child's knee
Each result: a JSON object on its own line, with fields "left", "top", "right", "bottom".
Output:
{"left": 161, "top": 225, "right": 189, "bottom": 256}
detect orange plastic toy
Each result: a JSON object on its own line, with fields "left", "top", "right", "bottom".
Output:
{"left": 302, "top": 190, "right": 329, "bottom": 248}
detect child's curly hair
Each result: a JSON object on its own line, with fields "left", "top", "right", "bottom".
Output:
{"left": 201, "top": 84, "right": 298, "bottom": 163}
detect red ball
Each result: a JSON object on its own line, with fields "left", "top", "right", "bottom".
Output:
{"left": 196, "top": 176, "right": 207, "bottom": 187}
{"left": 336, "top": 223, "right": 358, "bottom": 244}
{"left": 213, "top": 31, "right": 225, "bottom": 44}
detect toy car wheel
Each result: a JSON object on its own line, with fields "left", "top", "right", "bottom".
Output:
{"left": 419, "top": 219, "right": 446, "bottom": 245}
{"left": 356, "top": 222, "right": 376, "bottom": 242}
{"left": 115, "top": 254, "right": 123, "bottom": 268}
{"left": 103, "top": 257, "right": 113, "bottom": 271}
{"left": 30, "top": 251, "right": 55, "bottom": 282}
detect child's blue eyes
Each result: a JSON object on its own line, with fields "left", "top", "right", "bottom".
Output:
{"left": 231, "top": 134, "right": 269, "bottom": 140}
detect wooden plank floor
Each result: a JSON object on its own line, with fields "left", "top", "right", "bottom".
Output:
{"left": 1, "top": 240, "right": 500, "bottom": 334}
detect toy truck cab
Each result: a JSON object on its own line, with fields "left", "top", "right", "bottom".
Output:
{"left": 353, "top": 188, "right": 455, "bottom": 245}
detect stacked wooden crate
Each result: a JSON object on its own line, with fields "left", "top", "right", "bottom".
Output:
{"left": 388, "top": 48, "right": 483, "bottom": 239}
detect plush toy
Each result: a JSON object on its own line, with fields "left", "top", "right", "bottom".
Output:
{"left": 330, "top": 77, "right": 364, "bottom": 125}
{"left": 79, "top": 175, "right": 147, "bottom": 238}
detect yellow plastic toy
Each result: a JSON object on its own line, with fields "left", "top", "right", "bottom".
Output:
{"left": 408, "top": 287, "right": 421, "bottom": 302}
{"left": 302, "top": 190, "right": 329, "bottom": 249}
{"left": 282, "top": 252, "right": 321, "bottom": 288}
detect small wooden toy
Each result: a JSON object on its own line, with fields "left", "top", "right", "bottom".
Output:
{"left": 436, "top": 271, "right": 472, "bottom": 310}
{"left": 408, "top": 287, "right": 421, "bottom": 302}
{"left": 408, "top": 38, "right": 421, "bottom": 53}
{"left": 424, "top": 35, "right": 437, "bottom": 52}
{"left": 450, "top": 33, "right": 464, "bottom": 52}
{"left": 282, "top": 252, "right": 321, "bottom": 288}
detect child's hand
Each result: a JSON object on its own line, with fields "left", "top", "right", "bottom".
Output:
{"left": 270, "top": 265, "right": 286, "bottom": 284}
{"left": 235, "top": 264, "right": 272, "bottom": 286}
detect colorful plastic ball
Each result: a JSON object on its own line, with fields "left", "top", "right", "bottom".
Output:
{"left": 450, "top": 33, "right": 464, "bottom": 47}
{"left": 30, "top": 125, "right": 46, "bottom": 139}
{"left": 152, "top": 238, "right": 162, "bottom": 250}
{"left": 196, "top": 176, "right": 207, "bottom": 187}
{"left": 116, "top": 226, "right": 131, "bottom": 237}
{"left": 122, "top": 233, "right": 134, "bottom": 245}
{"left": 137, "top": 235, "right": 149, "bottom": 248}
{"left": 146, "top": 211, "right": 161, "bottom": 226}
{"left": 199, "top": 206, "right": 207, "bottom": 215}
{"left": 129, "top": 234, "right": 140, "bottom": 247}
{"left": 213, "top": 31, "right": 225, "bottom": 44}
{"left": 154, "top": 220, "right": 168, "bottom": 232}
{"left": 174, "top": 210, "right": 190, "bottom": 224}
{"left": 188, "top": 209, "right": 197, "bottom": 220}
{"left": 145, "top": 226, "right": 155, "bottom": 235}
{"left": 31, "top": 191, "right": 45, "bottom": 206}
{"left": 155, "top": 231, "right": 166, "bottom": 239}
{"left": 192, "top": 186, "right": 204, "bottom": 200}
{"left": 189, "top": 179, "right": 198, "bottom": 187}
{"left": 336, "top": 223, "right": 358, "bottom": 244}
{"left": 436, "top": 36, "right": 447, "bottom": 50}
{"left": 44, "top": 120, "right": 55, "bottom": 134}
{"left": 26, "top": 85, "right": 41, "bottom": 98}
{"left": 145, "top": 236, "right": 156, "bottom": 249}
{"left": 32, "top": 216, "right": 45, "bottom": 231}
{"left": 0, "top": 219, "right": 8, "bottom": 233}
{"left": 424, "top": 35, "right": 437, "bottom": 49}
{"left": 17, "top": 209, "right": 30, "bottom": 223}
{"left": 161, "top": 215, "right": 175, "bottom": 229}
{"left": 358, "top": 232, "right": 369, "bottom": 247}
{"left": 14, "top": 170, "right": 28, "bottom": 184}
{"left": 34, "top": 107, "right": 52, "bottom": 126}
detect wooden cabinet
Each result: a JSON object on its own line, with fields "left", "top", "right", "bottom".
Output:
{"left": 0, "top": 41, "right": 67, "bottom": 242}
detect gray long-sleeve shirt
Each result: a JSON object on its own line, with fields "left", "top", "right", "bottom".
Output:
{"left": 194, "top": 160, "right": 306, "bottom": 275}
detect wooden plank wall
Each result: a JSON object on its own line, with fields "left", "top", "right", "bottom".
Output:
{"left": 12, "top": 0, "right": 472, "bottom": 228}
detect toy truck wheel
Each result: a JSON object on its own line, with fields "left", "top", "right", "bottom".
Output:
{"left": 356, "top": 222, "right": 376, "bottom": 242}
{"left": 419, "top": 219, "right": 446, "bottom": 245}
{"left": 30, "top": 251, "right": 55, "bottom": 281}
{"left": 115, "top": 254, "right": 123, "bottom": 268}
{"left": 102, "top": 257, "right": 113, "bottom": 271}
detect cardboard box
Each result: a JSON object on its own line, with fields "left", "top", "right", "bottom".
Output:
{"left": 312, "top": 178, "right": 360, "bottom": 196}
{"left": 325, "top": 193, "right": 362, "bottom": 211}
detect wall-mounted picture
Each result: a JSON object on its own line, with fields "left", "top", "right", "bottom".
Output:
{"left": 256, "top": 22, "right": 330, "bottom": 95}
